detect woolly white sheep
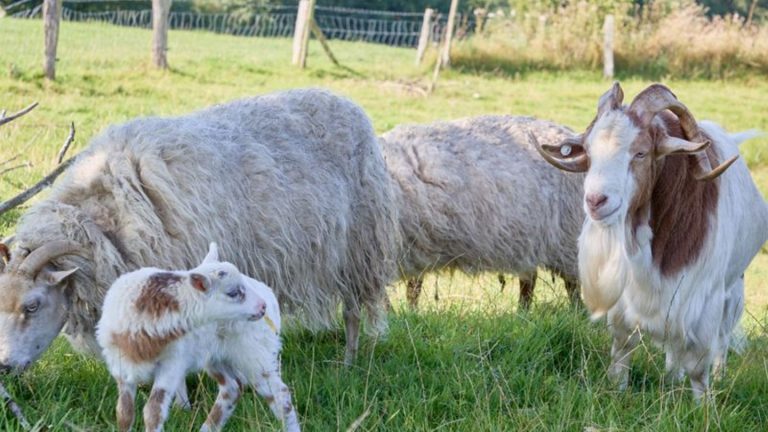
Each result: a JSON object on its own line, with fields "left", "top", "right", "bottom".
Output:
{"left": 97, "top": 243, "right": 300, "bottom": 432}
{"left": 0, "top": 89, "right": 398, "bottom": 371}
{"left": 380, "top": 116, "right": 584, "bottom": 309}
{"left": 534, "top": 83, "right": 768, "bottom": 398}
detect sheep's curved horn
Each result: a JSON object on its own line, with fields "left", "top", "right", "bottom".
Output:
{"left": 530, "top": 132, "right": 589, "bottom": 173}
{"left": 16, "top": 240, "right": 83, "bottom": 277}
{"left": 629, "top": 84, "right": 736, "bottom": 181}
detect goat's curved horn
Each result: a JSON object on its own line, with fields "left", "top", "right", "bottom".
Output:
{"left": 530, "top": 132, "right": 589, "bottom": 173}
{"left": 598, "top": 81, "right": 624, "bottom": 115}
{"left": 16, "top": 240, "right": 83, "bottom": 277}
{"left": 693, "top": 154, "right": 739, "bottom": 181}
{"left": 0, "top": 244, "right": 9, "bottom": 273}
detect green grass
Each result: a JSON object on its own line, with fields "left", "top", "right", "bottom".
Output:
{"left": 0, "top": 17, "right": 767, "bottom": 431}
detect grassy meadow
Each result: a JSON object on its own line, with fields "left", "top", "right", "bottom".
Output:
{"left": 1, "top": 17, "right": 768, "bottom": 431}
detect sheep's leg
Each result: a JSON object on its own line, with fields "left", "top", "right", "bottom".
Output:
{"left": 343, "top": 301, "right": 361, "bottom": 365}
{"left": 143, "top": 364, "right": 185, "bottom": 432}
{"left": 608, "top": 316, "right": 639, "bottom": 391}
{"left": 201, "top": 363, "right": 241, "bottom": 432}
{"left": 254, "top": 369, "right": 301, "bottom": 432}
{"left": 173, "top": 381, "right": 191, "bottom": 411}
{"left": 116, "top": 379, "right": 137, "bottom": 432}
{"left": 518, "top": 270, "right": 537, "bottom": 310}
{"left": 498, "top": 274, "right": 506, "bottom": 292}
{"left": 563, "top": 277, "right": 581, "bottom": 306}
{"left": 405, "top": 277, "right": 423, "bottom": 310}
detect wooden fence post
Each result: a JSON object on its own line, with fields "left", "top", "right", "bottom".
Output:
{"left": 292, "top": 0, "right": 310, "bottom": 65}
{"left": 152, "top": 0, "right": 172, "bottom": 69}
{"left": 440, "top": 0, "right": 459, "bottom": 68}
{"left": 603, "top": 14, "right": 614, "bottom": 79}
{"left": 415, "top": 8, "right": 434, "bottom": 65}
{"left": 43, "top": 0, "right": 62, "bottom": 80}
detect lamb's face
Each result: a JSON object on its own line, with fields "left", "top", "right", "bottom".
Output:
{"left": 192, "top": 262, "right": 267, "bottom": 323}
{"left": 0, "top": 269, "right": 75, "bottom": 373}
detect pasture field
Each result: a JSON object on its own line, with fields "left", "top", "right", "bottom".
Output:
{"left": 1, "top": 18, "right": 768, "bottom": 431}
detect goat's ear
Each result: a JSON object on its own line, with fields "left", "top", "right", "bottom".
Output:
{"left": 201, "top": 242, "right": 219, "bottom": 265}
{"left": 656, "top": 136, "right": 710, "bottom": 159}
{"left": 190, "top": 273, "right": 211, "bottom": 293}
{"left": 597, "top": 81, "right": 624, "bottom": 116}
{"left": 39, "top": 267, "right": 79, "bottom": 286}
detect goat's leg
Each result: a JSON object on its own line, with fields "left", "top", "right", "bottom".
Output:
{"left": 682, "top": 350, "right": 712, "bottom": 402}
{"left": 116, "top": 379, "right": 137, "bottom": 432}
{"left": 607, "top": 314, "right": 639, "bottom": 391}
{"left": 143, "top": 364, "right": 185, "bottom": 432}
{"left": 254, "top": 369, "right": 301, "bottom": 432}
{"left": 343, "top": 300, "right": 361, "bottom": 366}
{"left": 498, "top": 273, "right": 506, "bottom": 292}
{"left": 200, "top": 363, "right": 241, "bottom": 432}
{"left": 664, "top": 350, "right": 685, "bottom": 384}
{"left": 406, "top": 277, "right": 423, "bottom": 310}
{"left": 518, "top": 270, "right": 537, "bottom": 310}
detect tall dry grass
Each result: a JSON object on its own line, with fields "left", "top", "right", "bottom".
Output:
{"left": 452, "top": 1, "right": 768, "bottom": 79}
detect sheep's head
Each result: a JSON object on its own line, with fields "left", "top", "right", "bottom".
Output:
{"left": 0, "top": 241, "right": 81, "bottom": 373}
{"left": 533, "top": 82, "right": 738, "bottom": 227}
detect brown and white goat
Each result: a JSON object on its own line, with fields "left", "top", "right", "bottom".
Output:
{"left": 533, "top": 82, "right": 768, "bottom": 399}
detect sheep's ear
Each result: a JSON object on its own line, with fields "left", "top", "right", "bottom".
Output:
{"left": 190, "top": 273, "right": 211, "bottom": 293}
{"left": 201, "top": 242, "right": 219, "bottom": 265}
{"left": 39, "top": 267, "right": 79, "bottom": 286}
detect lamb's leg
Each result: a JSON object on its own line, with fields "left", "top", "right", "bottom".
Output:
{"left": 343, "top": 301, "right": 360, "bottom": 366}
{"left": 173, "top": 381, "right": 191, "bottom": 411}
{"left": 518, "top": 270, "right": 537, "bottom": 310}
{"left": 683, "top": 350, "right": 712, "bottom": 402}
{"left": 664, "top": 351, "right": 685, "bottom": 384}
{"left": 116, "top": 379, "right": 137, "bottom": 432}
{"left": 498, "top": 274, "right": 506, "bottom": 292}
{"left": 143, "top": 365, "right": 185, "bottom": 432}
{"left": 200, "top": 363, "right": 241, "bottom": 432}
{"left": 254, "top": 369, "right": 301, "bottom": 432}
{"left": 607, "top": 314, "right": 639, "bottom": 391}
{"left": 405, "top": 277, "right": 423, "bottom": 310}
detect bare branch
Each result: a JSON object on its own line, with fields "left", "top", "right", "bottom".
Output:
{"left": 0, "top": 381, "right": 31, "bottom": 431}
{"left": 0, "top": 163, "right": 30, "bottom": 177}
{"left": 0, "top": 156, "right": 75, "bottom": 216}
{"left": 57, "top": 122, "right": 75, "bottom": 164}
{"left": 0, "top": 102, "right": 39, "bottom": 128}
{"left": 0, "top": 154, "right": 21, "bottom": 168}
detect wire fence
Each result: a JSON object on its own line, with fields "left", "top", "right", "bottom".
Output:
{"left": 5, "top": 1, "right": 478, "bottom": 47}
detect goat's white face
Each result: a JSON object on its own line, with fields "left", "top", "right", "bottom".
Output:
{"left": 0, "top": 269, "right": 76, "bottom": 373}
{"left": 582, "top": 112, "right": 643, "bottom": 226}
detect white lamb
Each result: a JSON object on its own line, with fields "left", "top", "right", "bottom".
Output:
{"left": 97, "top": 243, "right": 300, "bottom": 432}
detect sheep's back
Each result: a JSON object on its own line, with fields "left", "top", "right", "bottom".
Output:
{"left": 381, "top": 115, "right": 584, "bottom": 279}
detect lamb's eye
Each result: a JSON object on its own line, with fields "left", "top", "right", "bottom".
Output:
{"left": 226, "top": 286, "right": 243, "bottom": 300}
{"left": 635, "top": 151, "right": 647, "bottom": 159}
{"left": 217, "top": 271, "right": 227, "bottom": 278}
{"left": 23, "top": 300, "right": 40, "bottom": 315}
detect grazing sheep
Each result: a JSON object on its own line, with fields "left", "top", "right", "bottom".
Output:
{"left": 533, "top": 82, "right": 768, "bottom": 398}
{"left": 0, "top": 89, "right": 399, "bottom": 372}
{"left": 380, "top": 116, "right": 584, "bottom": 309}
{"left": 97, "top": 243, "right": 299, "bottom": 432}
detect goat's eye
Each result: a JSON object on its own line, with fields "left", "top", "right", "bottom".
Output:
{"left": 217, "top": 271, "right": 227, "bottom": 279}
{"left": 23, "top": 300, "right": 40, "bottom": 315}
{"left": 635, "top": 151, "right": 647, "bottom": 159}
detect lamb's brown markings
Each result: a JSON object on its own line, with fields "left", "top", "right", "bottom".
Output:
{"left": 111, "top": 327, "right": 186, "bottom": 363}
{"left": 208, "top": 404, "right": 224, "bottom": 426}
{"left": 117, "top": 389, "right": 134, "bottom": 432}
{"left": 134, "top": 272, "right": 181, "bottom": 317}
{"left": 144, "top": 388, "right": 167, "bottom": 431}
{"left": 625, "top": 111, "right": 719, "bottom": 276}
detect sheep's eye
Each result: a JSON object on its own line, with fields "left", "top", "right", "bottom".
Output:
{"left": 23, "top": 300, "right": 40, "bottom": 315}
{"left": 635, "top": 151, "right": 647, "bottom": 159}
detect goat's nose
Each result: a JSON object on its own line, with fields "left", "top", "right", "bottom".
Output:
{"left": 0, "top": 363, "right": 10, "bottom": 374}
{"left": 586, "top": 193, "right": 608, "bottom": 211}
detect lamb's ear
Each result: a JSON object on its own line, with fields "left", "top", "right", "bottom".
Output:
{"left": 39, "top": 267, "right": 79, "bottom": 286}
{"left": 201, "top": 242, "right": 219, "bottom": 265}
{"left": 190, "top": 273, "right": 211, "bottom": 293}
